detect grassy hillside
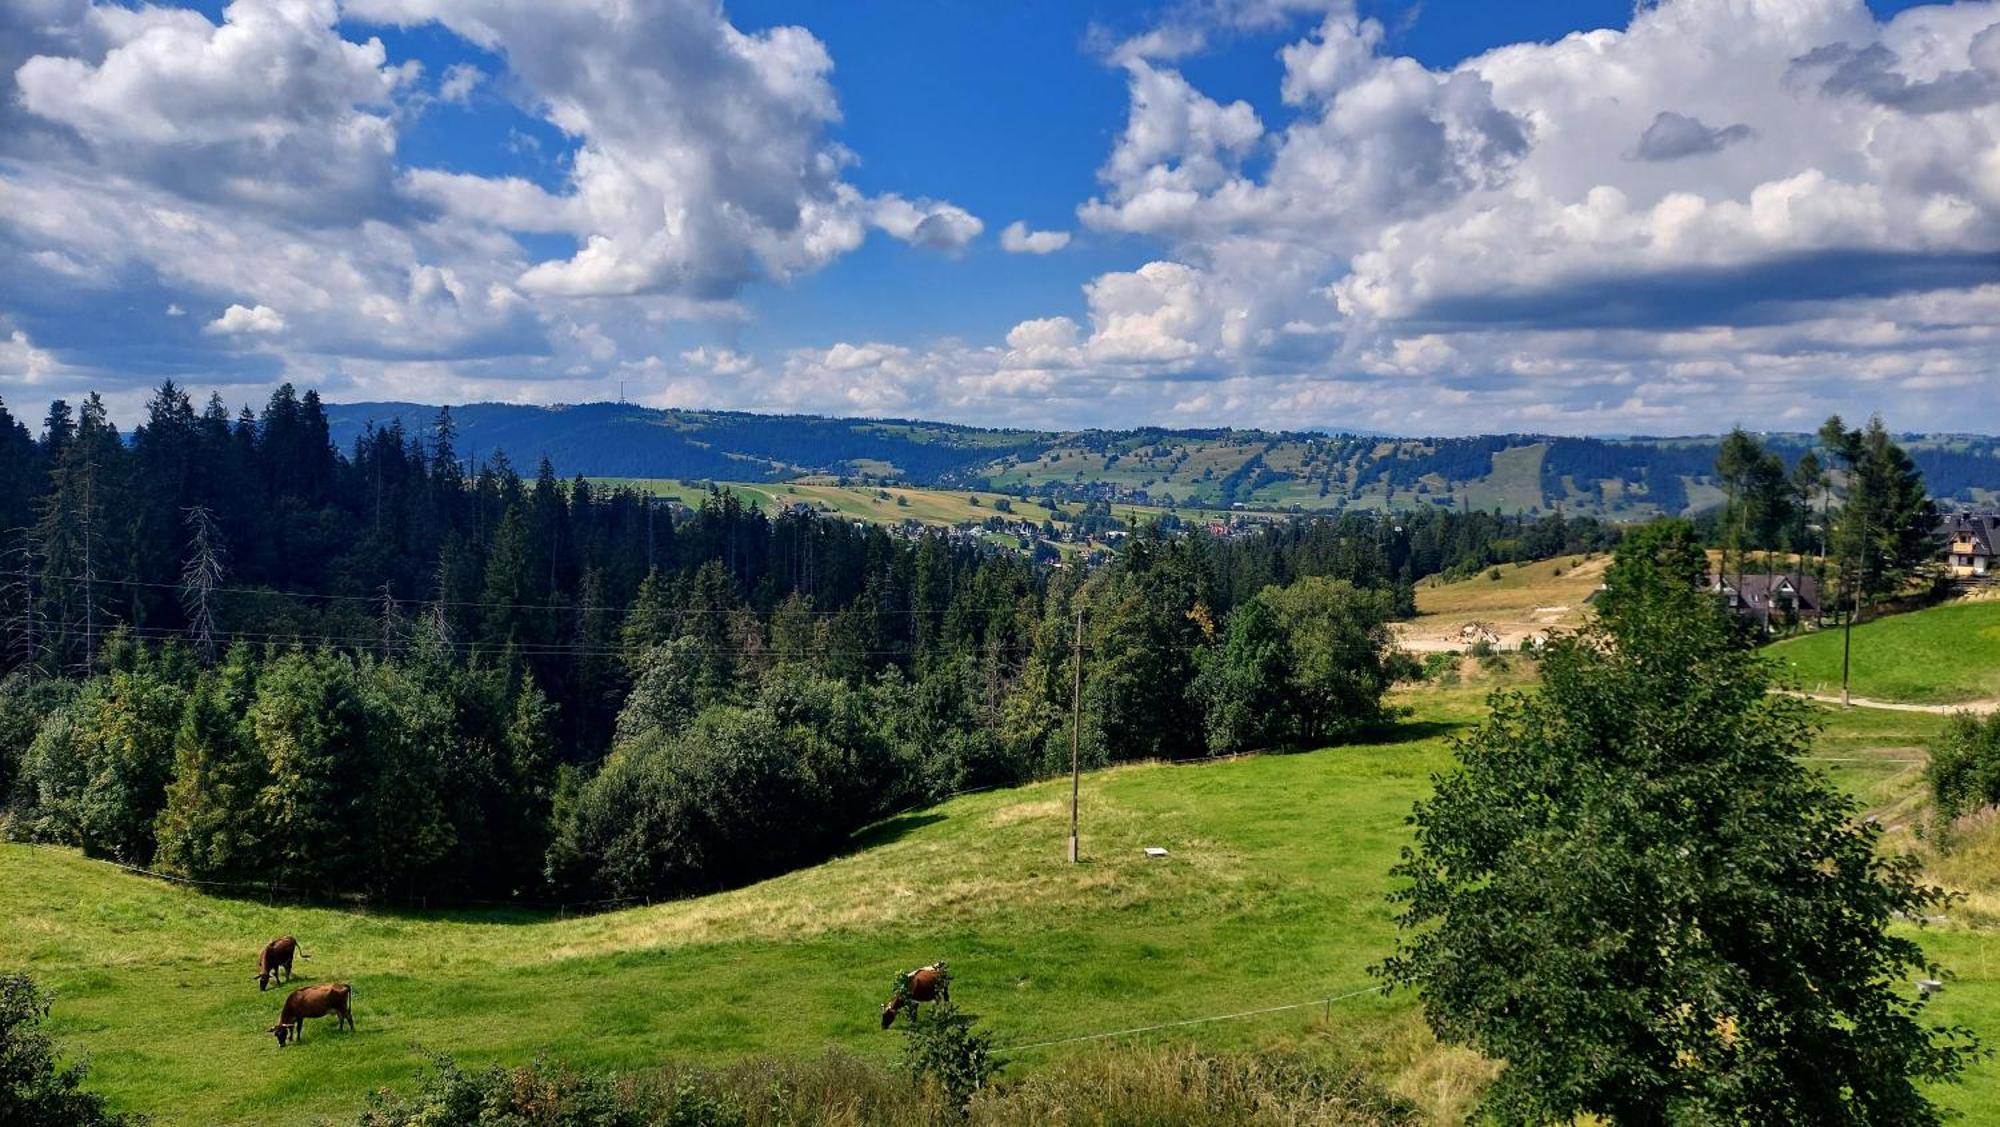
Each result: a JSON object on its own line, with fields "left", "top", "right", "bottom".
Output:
{"left": 7, "top": 681, "right": 1995, "bottom": 1125}
{"left": 1765, "top": 599, "right": 2000, "bottom": 704}
{"left": 328, "top": 403, "right": 2000, "bottom": 517}
{"left": 3, "top": 682, "right": 1490, "bottom": 1126}
{"left": 1394, "top": 554, "right": 1610, "bottom": 652}
{"left": 598, "top": 478, "right": 1177, "bottom": 531}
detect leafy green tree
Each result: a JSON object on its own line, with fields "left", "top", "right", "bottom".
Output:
{"left": 153, "top": 648, "right": 265, "bottom": 881}
{"left": 547, "top": 706, "right": 813, "bottom": 898}
{"left": 1593, "top": 518, "right": 1708, "bottom": 630}
{"left": 1261, "top": 577, "right": 1396, "bottom": 744}
{"left": 1381, "top": 533, "right": 1980, "bottom": 1124}
{"left": 355, "top": 661, "right": 456, "bottom": 895}
{"left": 614, "top": 636, "right": 724, "bottom": 747}
{"left": 0, "top": 974, "right": 143, "bottom": 1127}
{"left": 253, "top": 650, "right": 373, "bottom": 890}
{"left": 1193, "top": 594, "right": 1290, "bottom": 753}
{"left": 898, "top": 1000, "right": 1001, "bottom": 1112}
{"left": 15, "top": 663, "right": 183, "bottom": 862}
{"left": 0, "top": 673, "right": 74, "bottom": 812}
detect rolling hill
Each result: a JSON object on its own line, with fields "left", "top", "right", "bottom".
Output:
{"left": 1765, "top": 598, "right": 2000, "bottom": 705}
{"left": 6, "top": 679, "right": 1997, "bottom": 1125}
{"left": 322, "top": 402, "right": 2000, "bottom": 519}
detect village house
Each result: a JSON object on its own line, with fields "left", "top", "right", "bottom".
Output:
{"left": 1706, "top": 571, "right": 1822, "bottom": 628}
{"left": 1940, "top": 511, "right": 1997, "bottom": 578}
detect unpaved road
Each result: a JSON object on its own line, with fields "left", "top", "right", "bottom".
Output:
{"left": 1784, "top": 691, "right": 2000, "bottom": 716}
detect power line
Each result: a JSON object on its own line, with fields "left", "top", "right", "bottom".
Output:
{"left": 40, "top": 571, "right": 1051, "bottom": 618}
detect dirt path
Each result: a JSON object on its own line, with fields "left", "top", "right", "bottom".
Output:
{"left": 1784, "top": 691, "right": 2000, "bottom": 716}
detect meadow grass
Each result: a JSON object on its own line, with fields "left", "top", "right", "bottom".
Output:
{"left": 1765, "top": 599, "right": 2000, "bottom": 704}
{"left": 592, "top": 478, "right": 1191, "bottom": 537}
{"left": 7, "top": 678, "right": 1998, "bottom": 1123}
{"left": 1407, "top": 553, "right": 1610, "bottom": 634}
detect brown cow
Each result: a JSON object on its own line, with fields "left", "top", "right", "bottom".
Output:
{"left": 270, "top": 983, "right": 352, "bottom": 1047}
{"left": 881, "top": 963, "right": 949, "bottom": 1028}
{"left": 255, "top": 936, "right": 308, "bottom": 992}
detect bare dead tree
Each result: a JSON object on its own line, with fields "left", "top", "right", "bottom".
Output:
{"left": 2, "top": 526, "right": 45, "bottom": 681}
{"left": 378, "top": 582, "right": 404, "bottom": 660}
{"left": 79, "top": 462, "right": 98, "bottom": 674}
{"left": 180, "top": 505, "right": 226, "bottom": 664}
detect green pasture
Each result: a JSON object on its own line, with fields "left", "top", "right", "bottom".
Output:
{"left": 6, "top": 682, "right": 1997, "bottom": 1124}
{"left": 1766, "top": 599, "right": 2000, "bottom": 704}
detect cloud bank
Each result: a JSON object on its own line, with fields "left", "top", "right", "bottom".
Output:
{"left": 5, "top": 0, "right": 2000, "bottom": 435}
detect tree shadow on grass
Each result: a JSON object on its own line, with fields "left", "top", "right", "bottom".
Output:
{"left": 1251, "top": 715, "right": 1474, "bottom": 757}
{"left": 846, "top": 811, "right": 947, "bottom": 854}
{"left": 1355, "top": 717, "right": 1472, "bottom": 747}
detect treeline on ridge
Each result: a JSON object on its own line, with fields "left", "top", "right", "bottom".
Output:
{"left": 0, "top": 382, "right": 1614, "bottom": 904}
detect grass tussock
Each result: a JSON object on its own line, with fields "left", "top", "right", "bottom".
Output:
{"left": 976, "top": 1045, "right": 1416, "bottom": 1125}
{"left": 1919, "top": 807, "right": 2000, "bottom": 928}
{"left": 357, "top": 1046, "right": 1418, "bottom": 1127}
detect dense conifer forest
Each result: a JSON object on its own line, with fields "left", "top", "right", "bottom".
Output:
{"left": 0, "top": 383, "right": 1616, "bottom": 905}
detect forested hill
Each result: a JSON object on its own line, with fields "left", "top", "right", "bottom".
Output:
{"left": 323, "top": 402, "right": 1048, "bottom": 484}
{"left": 324, "top": 402, "right": 2000, "bottom": 517}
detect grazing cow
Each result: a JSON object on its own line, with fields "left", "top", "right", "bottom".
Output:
{"left": 255, "top": 936, "right": 308, "bottom": 992}
{"left": 881, "top": 963, "right": 949, "bottom": 1028}
{"left": 270, "top": 983, "right": 352, "bottom": 1047}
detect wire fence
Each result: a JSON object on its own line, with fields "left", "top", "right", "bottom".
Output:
{"left": 1000, "top": 983, "right": 1391, "bottom": 1052}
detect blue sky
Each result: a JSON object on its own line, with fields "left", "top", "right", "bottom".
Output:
{"left": 2, "top": 0, "right": 1997, "bottom": 435}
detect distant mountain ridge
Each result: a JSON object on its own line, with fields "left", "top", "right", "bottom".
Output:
{"left": 322, "top": 401, "right": 2000, "bottom": 518}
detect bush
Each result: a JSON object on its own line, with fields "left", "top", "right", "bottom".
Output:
{"left": 899, "top": 1001, "right": 1001, "bottom": 1113}
{"left": 1486, "top": 567, "right": 1503, "bottom": 581}
{"left": 360, "top": 1046, "right": 1408, "bottom": 1126}
{"left": 1419, "top": 653, "right": 1460, "bottom": 682}
{"left": 1929, "top": 711, "right": 2000, "bottom": 826}
{"left": 0, "top": 973, "right": 144, "bottom": 1126}
{"left": 359, "top": 1056, "right": 746, "bottom": 1127}
{"left": 977, "top": 1047, "right": 1416, "bottom": 1126}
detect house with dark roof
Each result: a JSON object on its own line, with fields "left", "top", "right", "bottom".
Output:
{"left": 1706, "top": 571, "right": 1822, "bottom": 629}
{"left": 1940, "top": 512, "right": 1997, "bottom": 578}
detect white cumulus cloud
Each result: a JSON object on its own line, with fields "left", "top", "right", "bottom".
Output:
{"left": 204, "top": 303, "right": 287, "bottom": 334}
{"left": 1000, "top": 221, "right": 1070, "bottom": 254}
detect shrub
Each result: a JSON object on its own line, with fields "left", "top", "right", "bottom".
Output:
{"left": 899, "top": 1001, "right": 1002, "bottom": 1113}
{"left": 359, "top": 1056, "right": 746, "bottom": 1127}
{"left": 0, "top": 973, "right": 144, "bottom": 1126}
{"left": 977, "top": 1046, "right": 1416, "bottom": 1125}
{"left": 1486, "top": 567, "right": 1503, "bottom": 581}
{"left": 1929, "top": 711, "right": 2000, "bottom": 826}
{"left": 360, "top": 1046, "right": 1410, "bottom": 1126}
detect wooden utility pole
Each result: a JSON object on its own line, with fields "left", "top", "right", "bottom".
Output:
{"left": 1069, "top": 602, "right": 1085, "bottom": 864}
{"left": 1840, "top": 507, "right": 1869, "bottom": 707}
